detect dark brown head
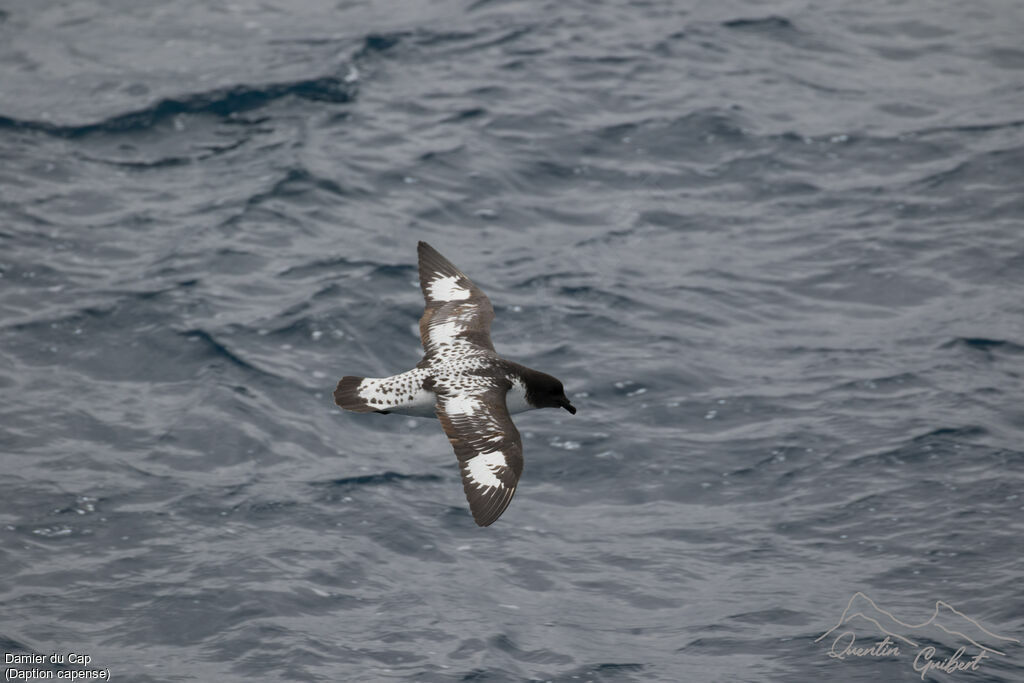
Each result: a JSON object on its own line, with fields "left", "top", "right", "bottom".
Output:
{"left": 524, "top": 368, "right": 576, "bottom": 414}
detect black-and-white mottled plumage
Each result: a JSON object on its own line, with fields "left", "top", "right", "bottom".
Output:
{"left": 334, "top": 241, "right": 576, "bottom": 526}
{"left": 416, "top": 241, "right": 495, "bottom": 362}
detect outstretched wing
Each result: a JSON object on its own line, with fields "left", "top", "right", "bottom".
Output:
{"left": 417, "top": 241, "right": 495, "bottom": 364}
{"left": 434, "top": 381, "right": 523, "bottom": 527}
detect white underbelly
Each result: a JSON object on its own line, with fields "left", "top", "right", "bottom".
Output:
{"left": 385, "top": 377, "right": 531, "bottom": 418}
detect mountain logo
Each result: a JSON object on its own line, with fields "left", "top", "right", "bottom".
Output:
{"left": 816, "top": 592, "right": 1020, "bottom": 679}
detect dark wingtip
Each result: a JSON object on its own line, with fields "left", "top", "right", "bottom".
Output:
{"left": 417, "top": 241, "right": 465, "bottom": 290}
{"left": 463, "top": 479, "right": 517, "bottom": 527}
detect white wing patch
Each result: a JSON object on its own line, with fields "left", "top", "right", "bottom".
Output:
{"left": 465, "top": 451, "right": 508, "bottom": 490}
{"left": 417, "top": 243, "right": 495, "bottom": 360}
{"left": 445, "top": 394, "right": 481, "bottom": 416}
{"left": 434, "top": 374, "right": 525, "bottom": 526}
{"left": 428, "top": 275, "right": 471, "bottom": 302}
{"left": 428, "top": 320, "right": 465, "bottom": 346}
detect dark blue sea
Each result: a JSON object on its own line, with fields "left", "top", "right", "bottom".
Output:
{"left": 2, "top": 1, "right": 1023, "bottom": 681}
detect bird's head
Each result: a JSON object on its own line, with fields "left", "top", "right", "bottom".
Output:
{"left": 528, "top": 371, "right": 576, "bottom": 415}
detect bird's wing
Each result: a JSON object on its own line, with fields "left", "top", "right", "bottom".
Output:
{"left": 417, "top": 241, "right": 495, "bottom": 364}
{"left": 434, "top": 379, "right": 523, "bottom": 526}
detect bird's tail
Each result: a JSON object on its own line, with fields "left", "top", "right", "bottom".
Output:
{"left": 334, "top": 376, "right": 385, "bottom": 413}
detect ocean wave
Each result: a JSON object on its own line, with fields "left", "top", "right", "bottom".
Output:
{"left": 942, "top": 337, "right": 1024, "bottom": 356}
{"left": 318, "top": 471, "right": 444, "bottom": 488}
{"left": 0, "top": 75, "right": 356, "bottom": 138}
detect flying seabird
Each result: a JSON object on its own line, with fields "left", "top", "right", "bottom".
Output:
{"left": 334, "top": 241, "right": 576, "bottom": 526}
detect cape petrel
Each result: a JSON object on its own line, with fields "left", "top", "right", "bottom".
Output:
{"left": 334, "top": 241, "right": 576, "bottom": 526}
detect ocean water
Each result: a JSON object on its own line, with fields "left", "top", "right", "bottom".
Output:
{"left": 2, "top": 0, "right": 1023, "bottom": 681}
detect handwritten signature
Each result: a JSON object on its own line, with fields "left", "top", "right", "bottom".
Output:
{"left": 825, "top": 631, "right": 991, "bottom": 680}
{"left": 817, "top": 592, "right": 1018, "bottom": 679}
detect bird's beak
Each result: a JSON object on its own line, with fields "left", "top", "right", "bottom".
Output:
{"left": 562, "top": 400, "right": 576, "bottom": 415}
